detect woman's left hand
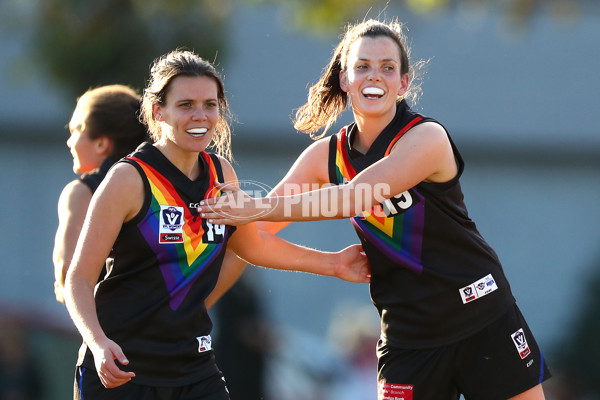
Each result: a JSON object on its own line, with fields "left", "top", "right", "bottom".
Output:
{"left": 335, "top": 244, "right": 371, "bottom": 283}
{"left": 198, "top": 182, "right": 274, "bottom": 226}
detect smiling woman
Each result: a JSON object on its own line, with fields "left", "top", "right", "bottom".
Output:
{"left": 197, "top": 19, "right": 552, "bottom": 400}
{"left": 62, "top": 49, "right": 370, "bottom": 400}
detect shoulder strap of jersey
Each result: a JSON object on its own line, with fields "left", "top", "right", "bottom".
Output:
{"left": 384, "top": 116, "right": 424, "bottom": 156}
{"left": 205, "top": 153, "right": 226, "bottom": 199}
{"left": 327, "top": 132, "right": 339, "bottom": 184}
{"left": 328, "top": 127, "right": 358, "bottom": 185}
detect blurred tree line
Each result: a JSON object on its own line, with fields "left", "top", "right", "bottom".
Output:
{"left": 0, "top": 0, "right": 590, "bottom": 100}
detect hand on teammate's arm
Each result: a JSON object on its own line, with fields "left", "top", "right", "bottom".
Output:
{"left": 226, "top": 223, "right": 370, "bottom": 283}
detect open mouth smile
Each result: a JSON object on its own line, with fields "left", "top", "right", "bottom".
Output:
{"left": 362, "top": 87, "right": 385, "bottom": 99}
{"left": 186, "top": 128, "right": 208, "bottom": 137}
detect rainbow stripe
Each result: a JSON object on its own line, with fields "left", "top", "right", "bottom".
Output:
{"left": 129, "top": 154, "right": 228, "bottom": 310}
{"left": 335, "top": 122, "right": 424, "bottom": 275}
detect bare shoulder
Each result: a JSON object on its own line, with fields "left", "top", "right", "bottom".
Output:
{"left": 58, "top": 179, "right": 93, "bottom": 210}
{"left": 301, "top": 136, "right": 331, "bottom": 160}
{"left": 102, "top": 162, "right": 143, "bottom": 189}
{"left": 405, "top": 121, "right": 449, "bottom": 144}
{"left": 401, "top": 121, "right": 457, "bottom": 182}
{"left": 91, "top": 162, "right": 145, "bottom": 221}
{"left": 406, "top": 121, "right": 448, "bottom": 140}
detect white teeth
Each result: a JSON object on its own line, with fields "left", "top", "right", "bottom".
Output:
{"left": 187, "top": 128, "right": 208, "bottom": 135}
{"left": 362, "top": 87, "right": 384, "bottom": 96}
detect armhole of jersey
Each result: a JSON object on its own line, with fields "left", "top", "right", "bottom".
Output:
{"left": 79, "top": 174, "right": 100, "bottom": 193}
{"left": 208, "top": 153, "right": 225, "bottom": 183}
{"left": 118, "top": 158, "right": 152, "bottom": 226}
{"left": 444, "top": 133, "right": 465, "bottom": 179}
{"left": 327, "top": 134, "right": 339, "bottom": 185}
{"left": 415, "top": 118, "right": 465, "bottom": 187}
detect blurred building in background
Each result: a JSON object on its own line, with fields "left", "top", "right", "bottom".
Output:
{"left": 1, "top": 1, "right": 599, "bottom": 399}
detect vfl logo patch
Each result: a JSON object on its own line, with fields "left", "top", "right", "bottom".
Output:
{"left": 459, "top": 274, "right": 498, "bottom": 304}
{"left": 159, "top": 205, "right": 184, "bottom": 244}
{"left": 197, "top": 335, "right": 212, "bottom": 353}
{"left": 511, "top": 328, "right": 531, "bottom": 359}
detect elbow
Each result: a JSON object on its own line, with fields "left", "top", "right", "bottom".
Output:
{"left": 54, "top": 281, "right": 65, "bottom": 304}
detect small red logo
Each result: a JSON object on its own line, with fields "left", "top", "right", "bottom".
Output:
{"left": 378, "top": 382, "right": 413, "bottom": 400}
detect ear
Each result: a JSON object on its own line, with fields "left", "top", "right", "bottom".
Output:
{"left": 397, "top": 73, "right": 410, "bottom": 97}
{"left": 152, "top": 103, "right": 163, "bottom": 121}
{"left": 339, "top": 69, "right": 349, "bottom": 93}
{"left": 95, "top": 136, "right": 113, "bottom": 156}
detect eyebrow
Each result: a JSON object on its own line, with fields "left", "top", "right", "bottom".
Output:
{"left": 357, "top": 57, "right": 398, "bottom": 63}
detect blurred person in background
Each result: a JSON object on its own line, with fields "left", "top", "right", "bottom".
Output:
{"left": 53, "top": 84, "right": 148, "bottom": 304}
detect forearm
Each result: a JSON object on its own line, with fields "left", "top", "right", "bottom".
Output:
{"left": 261, "top": 184, "right": 366, "bottom": 222}
{"left": 64, "top": 275, "right": 108, "bottom": 350}
{"left": 205, "top": 251, "right": 247, "bottom": 309}
{"left": 240, "top": 230, "right": 338, "bottom": 276}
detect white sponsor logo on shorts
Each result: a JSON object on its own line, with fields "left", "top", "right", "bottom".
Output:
{"left": 459, "top": 274, "right": 498, "bottom": 304}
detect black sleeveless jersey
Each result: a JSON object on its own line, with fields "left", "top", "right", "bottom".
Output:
{"left": 78, "top": 142, "right": 236, "bottom": 386}
{"left": 79, "top": 157, "right": 115, "bottom": 193}
{"left": 328, "top": 101, "right": 515, "bottom": 348}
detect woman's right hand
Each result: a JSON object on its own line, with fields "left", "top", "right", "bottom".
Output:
{"left": 89, "top": 338, "right": 136, "bottom": 388}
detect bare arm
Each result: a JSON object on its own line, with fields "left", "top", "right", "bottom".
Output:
{"left": 228, "top": 223, "right": 370, "bottom": 282}
{"left": 217, "top": 155, "right": 370, "bottom": 282}
{"left": 64, "top": 163, "right": 142, "bottom": 388}
{"left": 53, "top": 180, "right": 93, "bottom": 304}
{"left": 204, "top": 142, "right": 332, "bottom": 308}
{"left": 200, "top": 122, "right": 456, "bottom": 224}
{"left": 204, "top": 250, "right": 246, "bottom": 309}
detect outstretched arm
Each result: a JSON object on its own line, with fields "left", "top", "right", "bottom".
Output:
{"left": 227, "top": 223, "right": 370, "bottom": 283}
{"left": 199, "top": 122, "right": 456, "bottom": 225}
{"left": 216, "top": 154, "right": 370, "bottom": 283}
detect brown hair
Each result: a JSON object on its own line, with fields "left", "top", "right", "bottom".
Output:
{"left": 140, "top": 50, "right": 232, "bottom": 160}
{"left": 294, "top": 19, "right": 424, "bottom": 139}
{"left": 78, "top": 84, "right": 148, "bottom": 159}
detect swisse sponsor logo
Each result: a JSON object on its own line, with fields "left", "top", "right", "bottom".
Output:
{"left": 161, "top": 233, "right": 182, "bottom": 242}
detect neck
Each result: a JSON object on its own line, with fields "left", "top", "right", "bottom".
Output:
{"left": 352, "top": 104, "right": 397, "bottom": 153}
{"left": 154, "top": 141, "right": 201, "bottom": 180}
